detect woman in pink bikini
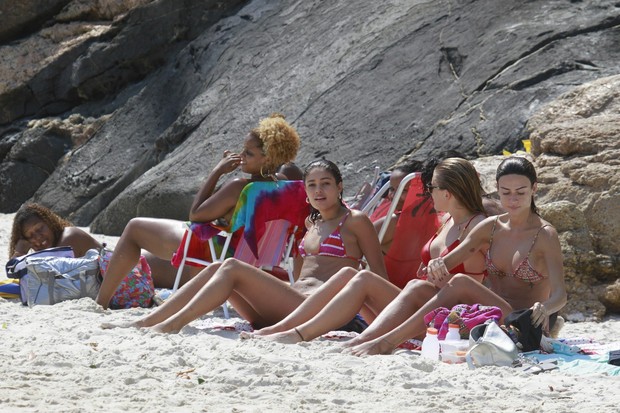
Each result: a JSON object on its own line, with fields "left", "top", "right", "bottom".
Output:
{"left": 345, "top": 156, "right": 567, "bottom": 355}
{"left": 113, "top": 159, "right": 387, "bottom": 332}
{"left": 248, "top": 157, "right": 489, "bottom": 343}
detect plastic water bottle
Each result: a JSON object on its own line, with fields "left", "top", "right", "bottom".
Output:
{"left": 421, "top": 327, "right": 440, "bottom": 360}
{"left": 445, "top": 323, "right": 461, "bottom": 341}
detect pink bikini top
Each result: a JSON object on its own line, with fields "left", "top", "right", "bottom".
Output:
{"left": 420, "top": 214, "right": 485, "bottom": 275}
{"left": 485, "top": 216, "right": 549, "bottom": 285}
{"left": 299, "top": 212, "right": 361, "bottom": 262}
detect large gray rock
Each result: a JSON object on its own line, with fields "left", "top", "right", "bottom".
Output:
{"left": 0, "top": 0, "right": 69, "bottom": 43}
{"left": 16, "top": 0, "right": 619, "bottom": 228}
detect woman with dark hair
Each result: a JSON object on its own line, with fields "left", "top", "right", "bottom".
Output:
{"left": 105, "top": 160, "right": 387, "bottom": 332}
{"left": 96, "top": 114, "right": 302, "bottom": 309}
{"left": 345, "top": 156, "right": 567, "bottom": 356}
{"left": 247, "top": 158, "right": 489, "bottom": 344}
{"left": 9, "top": 203, "right": 102, "bottom": 259}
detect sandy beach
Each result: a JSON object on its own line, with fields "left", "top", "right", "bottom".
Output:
{"left": 1, "top": 212, "right": 619, "bottom": 412}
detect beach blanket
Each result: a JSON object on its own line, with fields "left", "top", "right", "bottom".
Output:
{"left": 520, "top": 337, "right": 620, "bottom": 376}
{"left": 0, "top": 278, "right": 20, "bottom": 299}
{"left": 171, "top": 181, "right": 308, "bottom": 267}
{"left": 230, "top": 180, "right": 308, "bottom": 259}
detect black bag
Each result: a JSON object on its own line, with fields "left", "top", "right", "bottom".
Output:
{"left": 504, "top": 309, "right": 542, "bottom": 352}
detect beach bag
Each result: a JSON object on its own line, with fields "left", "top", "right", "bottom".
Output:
{"left": 466, "top": 321, "right": 518, "bottom": 368}
{"left": 6, "top": 246, "right": 75, "bottom": 279}
{"left": 504, "top": 309, "right": 543, "bottom": 352}
{"left": 424, "top": 303, "right": 503, "bottom": 340}
{"left": 98, "top": 247, "right": 154, "bottom": 309}
{"left": 19, "top": 249, "right": 101, "bottom": 306}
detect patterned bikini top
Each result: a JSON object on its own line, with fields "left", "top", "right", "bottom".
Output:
{"left": 299, "top": 212, "right": 362, "bottom": 262}
{"left": 485, "top": 216, "right": 549, "bottom": 285}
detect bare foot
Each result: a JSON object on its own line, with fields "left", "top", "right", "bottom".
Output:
{"left": 148, "top": 322, "right": 180, "bottom": 334}
{"left": 348, "top": 338, "right": 395, "bottom": 356}
{"left": 342, "top": 336, "right": 364, "bottom": 348}
{"left": 252, "top": 329, "right": 305, "bottom": 344}
{"left": 251, "top": 326, "right": 277, "bottom": 337}
{"left": 239, "top": 331, "right": 256, "bottom": 340}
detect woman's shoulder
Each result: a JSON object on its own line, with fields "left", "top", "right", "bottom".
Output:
{"left": 346, "top": 208, "right": 372, "bottom": 224}
{"left": 59, "top": 227, "right": 102, "bottom": 252}
{"left": 536, "top": 218, "right": 559, "bottom": 240}
{"left": 223, "top": 177, "right": 252, "bottom": 191}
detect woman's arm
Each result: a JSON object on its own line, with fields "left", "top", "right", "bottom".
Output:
{"left": 426, "top": 217, "right": 494, "bottom": 284}
{"left": 11, "top": 238, "right": 32, "bottom": 258}
{"left": 189, "top": 151, "right": 245, "bottom": 222}
{"left": 57, "top": 227, "right": 103, "bottom": 257}
{"left": 530, "top": 226, "right": 567, "bottom": 328}
{"left": 351, "top": 211, "right": 388, "bottom": 279}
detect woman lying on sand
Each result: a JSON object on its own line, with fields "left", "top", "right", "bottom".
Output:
{"left": 96, "top": 114, "right": 301, "bottom": 309}
{"left": 344, "top": 156, "right": 567, "bottom": 355}
{"left": 9, "top": 203, "right": 102, "bottom": 259}
{"left": 246, "top": 157, "right": 488, "bottom": 343}
{"left": 103, "top": 159, "right": 387, "bottom": 332}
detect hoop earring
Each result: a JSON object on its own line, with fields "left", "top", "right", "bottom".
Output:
{"left": 305, "top": 197, "right": 310, "bottom": 204}
{"left": 260, "top": 167, "right": 268, "bottom": 178}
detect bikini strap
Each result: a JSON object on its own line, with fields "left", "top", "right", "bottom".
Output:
{"left": 488, "top": 216, "right": 499, "bottom": 248}
{"left": 337, "top": 210, "right": 351, "bottom": 227}
{"left": 526, "top": 224, "right": 549, "bottom": 257}
{"left": 433, "top": 214, "right": 451, "bottom": 236}
{"left": 462, "top": 213, "right": 483, "bottom": 231}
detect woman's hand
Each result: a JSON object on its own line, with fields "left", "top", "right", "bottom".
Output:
{"left": 426, "top": 257, "right": 449, "bottom": 285}
{"left": 12, "top": 238, "right": 32, "bottom": 257}
{"left": 214, "top": 150, "right": 242, "bottom": 174}
{"left": 530, "top": 301, "right": 549, "bottom": 329}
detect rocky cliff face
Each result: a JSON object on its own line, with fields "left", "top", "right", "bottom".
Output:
{"left": 1, "top": 0, "right": 618, "bottom": 318}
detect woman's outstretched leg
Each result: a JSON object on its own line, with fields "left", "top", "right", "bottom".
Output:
{"left": 255, "top": 270, "right": 400, "bottom": 344}
{"left": 251, "top": 267, "right": 360, "bottom": 336}
{"left": 349, "top": 274, "right": 513, "bottom": 356}
{"left": 343, "top": 279, "right": 438, "bottom": 348}
{"left": 96, "top": 218, "right": 184, "bottom": 308}
{"left": 100, "top": 263, "right": 223, "bottom": 329}
{"left": 150, "top": 258, "right": 306, "bottom": 333}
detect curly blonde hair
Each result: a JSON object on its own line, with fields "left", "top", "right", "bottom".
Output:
{"left": 9, "top": 203, "right": 72, "bottom": 257}
{"left": 250, "top": 113, "right": 300, "bottom": 173}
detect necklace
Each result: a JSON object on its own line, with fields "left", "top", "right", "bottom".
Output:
{"left": 453, "top": 214, "right": 476, "bottom": 239}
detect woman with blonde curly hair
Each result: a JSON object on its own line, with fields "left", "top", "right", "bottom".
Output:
{"left": 9, "top": 203, "right": 102, "bottom": 259}
{"left": 96, "top": 114, "right": 301, "bottom": 309}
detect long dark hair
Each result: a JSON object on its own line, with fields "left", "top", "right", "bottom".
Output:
{"left": 303, "top": 159, "right": 345, "bottom": 223}
{"left": 496, "top": 156, "right": 538, "bottom": 214}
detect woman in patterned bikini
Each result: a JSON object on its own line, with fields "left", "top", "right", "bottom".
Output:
{"left": 248, "top": 157, "right": 489, "bottom": 344}
{"left": 111, "top": 159, "right": 387, "bottom": 333}
{"left": 346, "top": 156, "right": 567, "bottom": 356}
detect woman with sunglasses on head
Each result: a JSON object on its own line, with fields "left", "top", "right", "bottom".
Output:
{"left": 248, "top": 157, "right": 488, "bottom": 344}
{"left": 103, "top": 160, "right": 387, "bottom": 332}
{"left": 96, "top": 114, "right": 301, "bottom": 309}
{"left": 346, "top": 156, "right": 567, "bottom": 356}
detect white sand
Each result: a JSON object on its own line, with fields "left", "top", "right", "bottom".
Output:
{"left": 1, "top": 212, "right": 619, "bottom": 412}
